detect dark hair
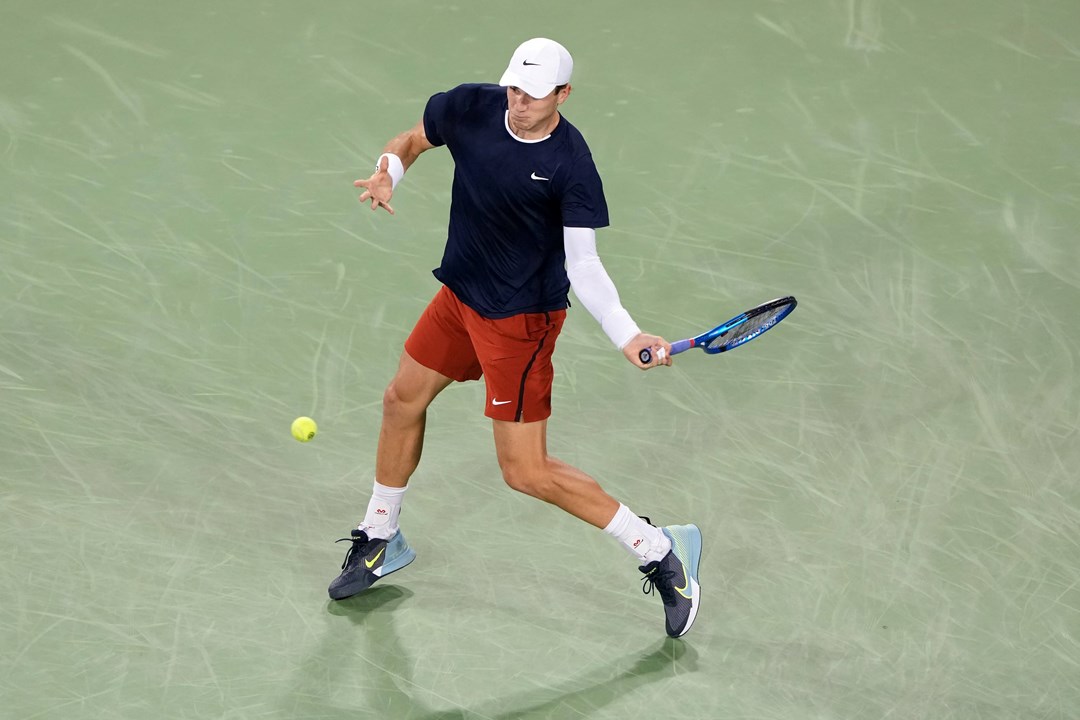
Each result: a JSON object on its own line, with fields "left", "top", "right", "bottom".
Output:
{"left": 554, "top": 84, "right": 568, "bottom": 94}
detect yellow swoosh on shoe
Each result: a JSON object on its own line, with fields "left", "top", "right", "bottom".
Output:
{"left": 674, "top": 565, "right": 692, "bottom": 598}
{"left": 364, "top": 547, "right": 385, "bottom": 569}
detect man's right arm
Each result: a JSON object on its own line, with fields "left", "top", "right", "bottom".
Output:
{"left": 354, "top": 119, "right": 435, "bottom": 214}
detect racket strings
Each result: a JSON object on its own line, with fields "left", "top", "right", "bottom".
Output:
{"left": 706, "top": 306, "right": 788, "bottom": 351}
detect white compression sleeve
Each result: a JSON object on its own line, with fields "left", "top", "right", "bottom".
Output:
{"left": 564, "top": 226, "right": 641, "bottom": 349}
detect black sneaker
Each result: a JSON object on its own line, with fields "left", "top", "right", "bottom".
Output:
{"left": 639, "top": 524, "right": 702, "bottom": 637}
{"left": 327, "top": 528, "right": 416, "bottom": 600}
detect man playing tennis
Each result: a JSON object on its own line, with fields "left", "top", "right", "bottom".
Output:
{"left": 329, "top": 38, "right": 702, "bottom": 638}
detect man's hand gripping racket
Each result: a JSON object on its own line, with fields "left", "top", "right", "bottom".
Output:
{"left": 639, "top": 296, "right": 798, "bottom": 365}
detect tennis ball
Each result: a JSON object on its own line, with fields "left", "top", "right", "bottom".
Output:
{"left": 291, "top": 416, "right": 317, "bottom": 442}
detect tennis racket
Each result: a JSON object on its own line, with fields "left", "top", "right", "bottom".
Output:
{"left": 639, "top": 296, "right": 797, "bottom": 364}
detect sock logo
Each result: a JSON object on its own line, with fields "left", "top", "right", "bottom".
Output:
{"left": 375, "top": 508, "right": 388, "bottom": 515}
{"left": 633, "top": 538, "right": 643, "bottom": 549}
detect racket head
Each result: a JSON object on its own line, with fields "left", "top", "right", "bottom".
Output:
{"left": 696, "top": 296, "right": 797, "bottom": 354}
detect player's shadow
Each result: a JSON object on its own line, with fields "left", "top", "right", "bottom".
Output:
{"left": 272, "top": 585, "right": 417, "bottom": 717}
{"left": 282, "top": 586, "right": 696, "bottom": 719}
{"left": 325, "top": 584, "right": 413, "bottom": 618}
{"left": 417, "top": 637, "right": 698, "bottom": 720}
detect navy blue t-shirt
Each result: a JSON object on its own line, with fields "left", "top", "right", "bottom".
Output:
{"left": 423, "top": 83, "right": 609, "bottom": 318}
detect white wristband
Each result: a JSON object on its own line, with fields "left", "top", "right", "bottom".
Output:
{"left": 376, "top": 153, "right": 405, "bottom": 190}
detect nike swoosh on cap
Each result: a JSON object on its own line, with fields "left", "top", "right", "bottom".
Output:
{"left": 522, "top": 60, "right": 540, "bottom": 66}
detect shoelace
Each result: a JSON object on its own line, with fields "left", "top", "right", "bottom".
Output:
{"left": 641, "top": 566, "right": 679, "bottom": 607}
{"left": 335, "top": 533, "right": 371, "bottom": 570}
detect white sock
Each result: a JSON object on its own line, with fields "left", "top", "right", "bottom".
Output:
{"left": 603, "top": 504, "right": 671, "bottom": 564}
{"left": 359, "top": 480, "right": 407, "bottom": 540}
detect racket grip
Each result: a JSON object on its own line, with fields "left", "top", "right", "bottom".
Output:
{"left": 670, "top": 338, "right": 692, "bottom": 354}
{"left": 638, "top": 346, "right": 667, "bottom": 365}
{"left": 640, "top": 338, "right": 691, "bottom": 364}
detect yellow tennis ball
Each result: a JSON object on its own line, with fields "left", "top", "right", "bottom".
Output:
{"left": 291, "top": 416, "right": 317, "bottom": 442}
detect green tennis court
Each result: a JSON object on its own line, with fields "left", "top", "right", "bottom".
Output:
{"left": 3, "top": 1, "right": 1078, "bottom": 717}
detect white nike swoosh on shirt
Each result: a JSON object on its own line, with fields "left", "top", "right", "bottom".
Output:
{"left": 530, "top": 172, "right": 550, "bottom": 181}
{"left": 492, "top": 399, "right": 512, "bottom": 405}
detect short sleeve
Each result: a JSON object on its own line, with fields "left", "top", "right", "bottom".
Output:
{"left": 561, "top": 154, "right": 610, "bottom": 228}
{"left": 423, "top": 91, "right": 450, "bottom": 148}
{"left": 423, "top": 84, "right": 489, "bottom": 149}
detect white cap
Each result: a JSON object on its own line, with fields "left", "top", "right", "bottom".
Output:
{"left": 498, "top": 38, "right": 573, "bottom": 100}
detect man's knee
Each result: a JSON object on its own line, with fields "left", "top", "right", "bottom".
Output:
{"left": 498, "top": 456, "right": 552, "bottom": 499}
{"left": 382, "top": 380, "right": 410, "bottom": 417}
{"left": 382, "top": 355, "right": 451, "bottom": 419}
{"left": 492, "top": 419, "right": 553, "bottom": 497}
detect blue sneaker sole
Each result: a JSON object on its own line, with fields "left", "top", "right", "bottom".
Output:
{"left": 377, "top": 547, "right": 416, "bottom": 577}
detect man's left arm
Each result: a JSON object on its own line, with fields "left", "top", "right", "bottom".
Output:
{"left": 564, "top": 226, "right": 672, "bottom": 369}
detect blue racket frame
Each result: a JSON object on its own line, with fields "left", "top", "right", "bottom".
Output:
{"left": 639, "top": 296, "right": 797, "bottom": 364}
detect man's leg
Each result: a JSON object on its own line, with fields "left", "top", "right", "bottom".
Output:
{"left": 357, "top": 349, "right": 454, "bottom": 538}
{"left": 329, "top": 286, "right": 482, "bottom": 601}
{"left": 491, "top": 417, "right": 619, "bottom": 528}
{"left": 376, "top": 350, "right": 455, "bottom": 489}
{"left": 327, "top": 350, "right": 454, "bottom": 601}
{"left": 491, "top": 418, "right": 702, "bottom": 638}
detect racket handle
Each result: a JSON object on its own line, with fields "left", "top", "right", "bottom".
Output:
{"left": 670, "top": 338, "right": 692, "bottom": 355}
{"left": 638, "top": 346, "right": 667, "bottom": 364}
{"left": 639, "top": 338, "right": 692, "bottom": 364}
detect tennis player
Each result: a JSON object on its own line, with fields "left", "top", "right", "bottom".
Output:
{"left": 330, "top": 38, "right": 702, "bottom": 638}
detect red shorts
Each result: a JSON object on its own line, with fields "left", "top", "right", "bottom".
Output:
{"left": 404, "top": 286, "right": 565, "bottom": 422}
